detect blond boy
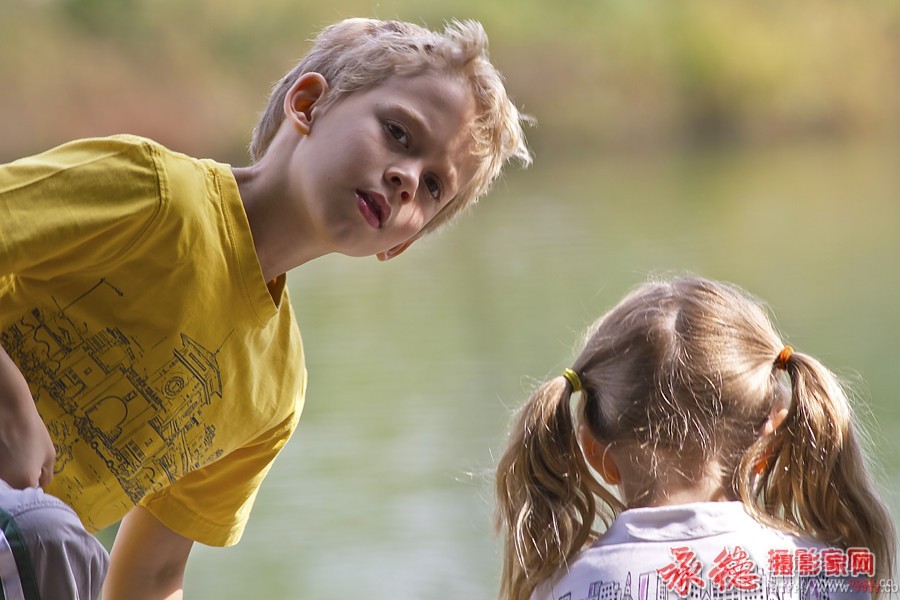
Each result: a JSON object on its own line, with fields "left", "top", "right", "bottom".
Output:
{"left": 0, "top": 18, "right": 529, "bottom": 599}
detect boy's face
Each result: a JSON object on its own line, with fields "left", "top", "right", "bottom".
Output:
{"left": 285, "top": 71, "right": 477, "bottom": 260}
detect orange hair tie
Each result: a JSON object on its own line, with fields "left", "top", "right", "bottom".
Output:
{"left": 774, "top": 345, "right": 793, "bottom": 370}
{"left": 754, "top": 448, "right": 774, "bottom": 475}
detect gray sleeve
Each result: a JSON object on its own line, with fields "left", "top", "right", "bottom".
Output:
{"left": 0, "top": 482, "right": 109, "bottom": 600}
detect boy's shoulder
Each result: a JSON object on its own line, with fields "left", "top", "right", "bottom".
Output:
{"left": 27, "top": 133, "right": 160, "bottom": 164}
{"left": 3, "top": 134, "right": 218, "bottom": 231}
{"left": 2, "top": 135, "right": 165, "bottom": 194}
{"left": 13, "top": 134, "right": 204, "bottom": 178}
{"left": 2, "top": 135, "right": 161, "bottom": 194}
{"left": 13, "top": 134, "right": 218, "bottom": 200}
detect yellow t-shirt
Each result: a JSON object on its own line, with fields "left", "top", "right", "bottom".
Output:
{"left": 0, "top": 135, "right": 306, "bottom": 546}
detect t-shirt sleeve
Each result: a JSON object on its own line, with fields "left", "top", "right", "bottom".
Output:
{"left": 138, "top": 409, "right": 301, "bottom": 547}
{"left": 0, "top": 136, "right": 163, "bottom": 280}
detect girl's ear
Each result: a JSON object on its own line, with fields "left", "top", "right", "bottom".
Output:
{"left": 578, "top": 426, "right": 620, "bottom": 486}
{"left": 761, "top": 407, "right": 789, "bottom": 436}
{"left": 283, "top": 72, "right": 329, "bottom": 135}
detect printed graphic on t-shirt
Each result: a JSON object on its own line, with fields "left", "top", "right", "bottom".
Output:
{"left": 555, "top": 545, "right": 876, "bottom": 599}
{"left": 1, "top": 279, "right": 227, "bottom": 516}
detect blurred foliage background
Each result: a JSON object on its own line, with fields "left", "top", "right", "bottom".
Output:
{"left": 2, "top": 0, "right": 899, "bottom": 598}
{"left": 4, "top": 0, "right": 900, "bottom": 162}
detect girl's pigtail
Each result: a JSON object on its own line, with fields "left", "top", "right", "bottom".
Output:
{"left": 495, "top": 377, "right": 615, "bottom": 600}
{"left": 740, "top": 351, "right": 896, "bottom": 584}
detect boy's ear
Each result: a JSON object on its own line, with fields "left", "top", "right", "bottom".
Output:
{"left": 376, "top": 239, "right": 415, "bottom": 262}
{"left": 283, "top": 72, "right": 329, "bottom": 135}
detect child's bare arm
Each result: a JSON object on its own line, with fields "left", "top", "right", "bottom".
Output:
{"left": 0, "top": 345, "right": 56, "bottom": 488}
{"left": 103, "top": 506, "right": 194, "bottom": 600}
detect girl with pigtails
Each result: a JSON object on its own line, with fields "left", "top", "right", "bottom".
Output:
{"left": 496, "top": 276, "right": 895, "bottom": 600}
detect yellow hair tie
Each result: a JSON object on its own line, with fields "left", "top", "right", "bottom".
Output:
{"left": 562, "top": 368, "right": 583, "bottom": 392}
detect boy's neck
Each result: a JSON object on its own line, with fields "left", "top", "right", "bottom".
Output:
{"left": 231, "top": 162, "right": 323, "bottom": 281}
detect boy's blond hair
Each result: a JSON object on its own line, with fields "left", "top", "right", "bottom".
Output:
{"left": 250, "top": 18, "right": 531, "bottom": 236}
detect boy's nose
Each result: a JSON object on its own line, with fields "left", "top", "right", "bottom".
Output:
{"left": 386, "top": 166, "right": 417, "bottom": 204}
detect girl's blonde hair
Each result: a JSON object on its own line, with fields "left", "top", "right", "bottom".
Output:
{"left": 495, "top": 276, "right": 895, "bottom": 600}
{"left": 250, "top": 18, "right": 531, "bottom": 236}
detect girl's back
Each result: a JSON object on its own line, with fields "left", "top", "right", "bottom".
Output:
{"left": 533, "top": 502, "right": 871, "bottom": 600}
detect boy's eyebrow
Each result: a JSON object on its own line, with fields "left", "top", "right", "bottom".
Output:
{"left": 389, "top": 103, "right": 460, "bottom": 195}
{"left": 391, "top": 104, "right": 434, "bottom": 150}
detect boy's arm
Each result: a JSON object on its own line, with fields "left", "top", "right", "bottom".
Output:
{"left": 103, "top": 506, "right": 195, "bottom": 600}
{"left": 0, "top": 345, "right": 56, "bottom": 489}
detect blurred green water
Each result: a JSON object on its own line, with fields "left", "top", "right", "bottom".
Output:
{"left": 178, "top": 140, "right": 900, "bottom": 598}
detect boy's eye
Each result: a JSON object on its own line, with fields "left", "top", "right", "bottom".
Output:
{"left": 424, "top": 175, "right": 442, "bottom": 200}
{"left": 385, "top": 122, "right": 409, "bottom": 146}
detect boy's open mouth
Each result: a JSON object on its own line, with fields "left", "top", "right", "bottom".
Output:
{"left": 356, "top": 190, "right": 390, "bottom": 229}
